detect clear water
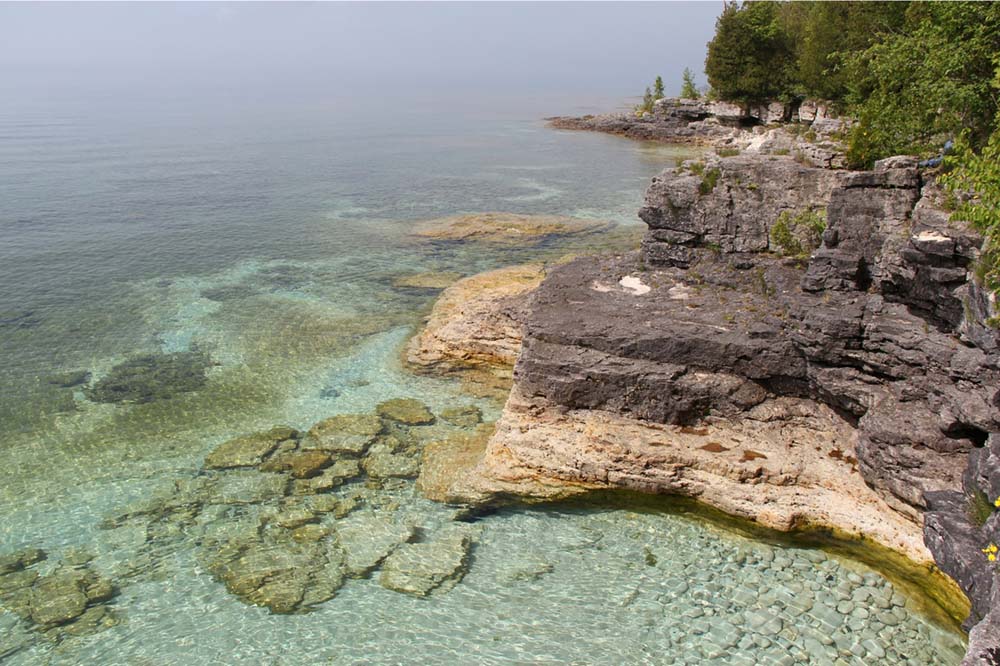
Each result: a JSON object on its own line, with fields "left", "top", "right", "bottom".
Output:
{"left": 0, "top": 97, "right": 965, "bottom": 664}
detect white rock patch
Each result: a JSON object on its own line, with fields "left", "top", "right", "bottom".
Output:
{"left": 590, "top": 281, "right": 613, "bottom": 293}
{"left": 618, "top": 276, "right": 651, "bottom": 296}
{"left": 667, "top": 284, "right": 692, "bottom": 300}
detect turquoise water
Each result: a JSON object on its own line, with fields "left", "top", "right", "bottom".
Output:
{"left": 0, "top": 99, "right": 965, "bottom": 664}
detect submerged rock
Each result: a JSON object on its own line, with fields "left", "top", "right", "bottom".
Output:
{"left": 0, "top": 549, "right": 46, "bottom": 576}
{"left": 335, "top": 512, "right": 415, "bottom": 577}
{"left": 440, "top": 405, "right": 483, "bottom": 428}
{"left": 204, "top": 427, "right": 298, "bottom": 469}
{"left": 261, "top": 450, "right": 331, "bottom": 479}
{"left": 293, "top": 459, "right": 362, "bottom": 494}
{"left": 205, "top": 471, "right": 289, "bottom": 505}
{"left": 0, "top": 310, "right": 41, "bottom": 329}
{"left": 302, "top": 414, "right": 383, "bottom": 454}
{"left": 205, "top": 534, "right": 345, "bottom": 614}
{"left": 391, "top": 271, "right": 464, "bottom": 290}
{"left": 46, "top": 370, "right": 91, "bottom": 388}
{"left": 84, "top": 351, "right": 213, "bottom": 404}
{"left": 411, "top": 212, "right": 608, "bottom": 245}
{"left": 363, "top": 443, "right": 421, "bottom": 479}
{"left": 29, "top": 572, "right": 89, "bottom": 627}
{"left": 376, "top": 398, "right": 435, "bottom": 426}
{"left": 0, "top": 557, "right": 118, "bottom": 637}
{"left": 378, "top": 524, "right": 476, "bottom": 596}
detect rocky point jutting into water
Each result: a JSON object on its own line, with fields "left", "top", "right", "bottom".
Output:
{"left": 417, "top": 99, "right": 1000, "bottom": 665}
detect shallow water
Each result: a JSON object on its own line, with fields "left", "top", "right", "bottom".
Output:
{"left": 0, "top": 98, "right": 966, "bottom": 664}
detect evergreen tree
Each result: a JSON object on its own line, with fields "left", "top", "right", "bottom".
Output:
{"left": 680, "top": 68, "right": 699, "bottom": 99}
{"left": 641, "top": 87, "right": 654, "bottom": 114}
{"left": 653, "top": 76, "right": 665, "bottom": 100}
{"left": 704, "top": 1, "right": 795, "bottom": 104}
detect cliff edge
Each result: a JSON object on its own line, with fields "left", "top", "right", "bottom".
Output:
{"left": 416, "top": 146, "right": 1000, "bottom": 663}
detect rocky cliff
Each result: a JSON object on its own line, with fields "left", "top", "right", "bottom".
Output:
{"left": 548, "top": 97, "right": 848, "bottom": 157}
{"left": 418, "top": 149, "right": 1000, "bottom": 663}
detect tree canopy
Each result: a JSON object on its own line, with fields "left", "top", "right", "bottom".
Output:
{"left": 702, "top": 1, "right": 1000, "bottom": 167}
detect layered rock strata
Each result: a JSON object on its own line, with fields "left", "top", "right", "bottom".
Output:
{"left": 405, "top": 264, "right": 546, "bottom": 396}
{"left": 419, "top": 151, "right": 1000, "bottom": 660}
{"left": 548, "top": 97, "right": 849, "bottom": 151}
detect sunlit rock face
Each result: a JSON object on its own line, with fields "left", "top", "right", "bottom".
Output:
{"left": 418, "top": 151, "right": 998, "bottom": 661}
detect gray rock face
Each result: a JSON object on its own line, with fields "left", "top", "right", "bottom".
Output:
{"left": 925, "top": 433, "right": 1000, "bottom": 664}
{"left": 639, "top": 155, "right": 844, "bottom": 267}
{"left": 547, "top": 98, "right": 849, "bottom": 146}
{"left": 512, "top": 151, "right": 999, "bottom": 656}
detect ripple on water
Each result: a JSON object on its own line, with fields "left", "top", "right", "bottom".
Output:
{"left": 1, "top": 491, "right": 967, "bottom": 665}
{"left": 0, "top": 251, "right": 969, "bottom": 665}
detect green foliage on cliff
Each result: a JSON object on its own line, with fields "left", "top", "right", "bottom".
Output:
{"left": 770, "top": 209, "right": 825, "bottom": 259}
{"left": 636, "top": 76, "right": 668, "bottom": 115}
{"left": 698, "top": 168, "right": 721, "bottom": 196}
{"left": 968, "top": 490, "right": 996, "bottom": 527}
{"left": 703, "top": 1, "right": 1000, "bottom": 168}
{"left": 680, "top": 68, "right": 699, "bottom": 99}
{"left": 845, "top": 2, "right": 1000, "bottom": 168}
{"left": 941, "top": 81, "right": 1000, "bottom": 295}
{"left": 636, "top": 87, "right": 655, "bottom": 116}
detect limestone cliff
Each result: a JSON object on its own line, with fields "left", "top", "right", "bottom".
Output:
{"left": 416, "top": 148, "right": 1000, "bottom": 663}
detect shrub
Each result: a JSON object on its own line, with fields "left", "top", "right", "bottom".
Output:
{"left": 968, "top": 490, "right": 995, "bottom": 527}
{"left": 770, "top": 209, "right": 826, "bottom": 258}
{"left": 698, "top": 168, "right": 721, "bottom": 195}
{"left": 941, "top": 97, "right": 1000, "bottom": 297}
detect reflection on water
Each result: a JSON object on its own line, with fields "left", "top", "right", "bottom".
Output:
{"left": 0, "top": 104, "right": 965, "bottom": 663}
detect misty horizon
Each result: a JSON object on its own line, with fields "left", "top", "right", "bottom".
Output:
{"left": 1, "top": 2, "right": 720, "bottom": 116}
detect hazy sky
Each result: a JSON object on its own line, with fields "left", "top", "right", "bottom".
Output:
{"left": 1, "top": 2, "right": 721, "bottom": 112}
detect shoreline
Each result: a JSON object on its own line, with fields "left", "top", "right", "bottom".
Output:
{"left": 407, "top": 260, "right": 971, "bottom": 631}
{"left": 411, "top": 99, "right": 1000, "bottom": 662}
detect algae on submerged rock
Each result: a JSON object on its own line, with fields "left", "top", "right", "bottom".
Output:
{"left": 84, "top": 351, "right": 214, "bottom": 404}
{"left": 410, "top": 212, "right": 609, "bottom": 245}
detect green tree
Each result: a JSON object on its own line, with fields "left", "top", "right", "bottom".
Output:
{"left": 635, "top": 87, "right": 655, "bottom": 115}
{"left": 941, "top": 70, "right": 1000, "bottom": 297}
{"left": 793, "top": 2, "right": 907, "bottom": 101}
{"left": 704, "top": 1, "right": 795, "bottom": 104}
{"left": 845, "top": 2, "right": 1000, "bottom": 167}
{"left": 653, "top": 75, "right": 665, "bottom": 100}
{"left": 680, "top": 68, "right": 699, "bottom": 99}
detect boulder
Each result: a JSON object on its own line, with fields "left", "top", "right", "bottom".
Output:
{"left": 204, "top": 427, "right": 297, "bottom": 469}
{"left": 376, "top": 398, "right": 435, "bottom": 425}
{"left": 302, "top": 414, "right": 382, "bottom": 454}
{"left": 379, "top": 525, "right": 476, "bottom": 596}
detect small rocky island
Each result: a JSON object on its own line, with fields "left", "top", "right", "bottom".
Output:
{"left": 415, "top": 98, "right": 1000, "bottom": 665}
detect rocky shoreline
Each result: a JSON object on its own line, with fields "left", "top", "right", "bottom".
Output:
{"left": 416, "top": 100, "right": 1000, "bottom": 664}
